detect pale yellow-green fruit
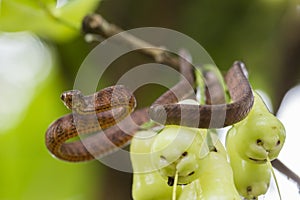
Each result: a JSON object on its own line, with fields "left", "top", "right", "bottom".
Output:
{"left": 229, "top": 92, "right": 286, "bottom": 163}
{"left": 151, "top": 125, "right": 207, "bottom": 185}
{"left": 207, "top": 131, "right": 228, "bottom": 159}
{"left": 130, "top": 130, "right": 158, "bottom": 173}
{"left": 227, "top": 134, "right": 271, "bottom": 199}
{"left": 132, "top": 171, "right": 181, "bottom": 200}
{"left": 131, "top": 130, "right": 181, "bottom": 200}
{"left": 178, "top": 179, "right": 200, "bottom": 199}
{"left": 179, "top": 151, "right": 240, "bottom": 200}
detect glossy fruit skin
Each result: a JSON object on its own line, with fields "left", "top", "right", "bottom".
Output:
{"left": 229, "top": 92, "right": 286, "bottom": 163}
{"left": 226, "top": 134, "right": 271, "bottom": 199}
{"left": 179, "top": 151, "right": 240, "bottom": 200}
{"left": 224, "top": 92, "right": 285, "bottom": 199}
{"left": 132, "top": 171, "right": 180, "bottom": 200}
{"left": 150, "top": 125, "right": 207, "bottom": 185}
{"left": 130, "top": 130, "right": 181, "bottom": 200}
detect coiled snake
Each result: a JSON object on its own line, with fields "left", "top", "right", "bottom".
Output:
{"left": 45, "top": 61, "right": 253, "bottom": 162}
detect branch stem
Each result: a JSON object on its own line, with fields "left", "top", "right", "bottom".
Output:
{"left": 82, "top": 14, "right": 180, "bottom": 70}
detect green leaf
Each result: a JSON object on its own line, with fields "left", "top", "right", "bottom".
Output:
{"left": 0, "top": 0, "right": 100, "bottom": 42}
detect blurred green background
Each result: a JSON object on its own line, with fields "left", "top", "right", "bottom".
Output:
{"left": 1, "top": 0, "right": 300, "bottom": 199}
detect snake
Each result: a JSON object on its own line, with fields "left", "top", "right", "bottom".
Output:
{"left": 45, "top": 61, "right": 253, "bottom": 162}
{"left": 149, "top": 61, "right": 254, "bottom": 128}
{"left": 45, "top": 85, "right": 148, "bottom": 161}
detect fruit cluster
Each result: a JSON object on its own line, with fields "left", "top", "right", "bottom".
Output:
{"left": 130, "top": 92, "right": 285, "bottom": 200}
{"left": 226, "top": 92, "right": 285, "bottom": 199}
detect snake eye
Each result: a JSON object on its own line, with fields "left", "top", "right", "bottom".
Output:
{"left": 61, "top": 90, "right": 83, "bottom": 109}
{"left": 60, "top": 93, "right": 67, "bottom": 101}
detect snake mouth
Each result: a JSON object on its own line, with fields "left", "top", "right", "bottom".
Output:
{"left": 248, "top": 157, "right": 267, "bottom": 163}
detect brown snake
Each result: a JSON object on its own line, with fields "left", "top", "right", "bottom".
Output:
{"left": 45, "top": 61, "right": 253, "bottom": 162}
{"left": 45, "top": 85, "right": 148, "bottom": 161}
{"left": 149, "top": 61, "right": 254, "bottom": 128}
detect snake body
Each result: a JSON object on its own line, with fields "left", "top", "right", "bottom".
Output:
{"left": 149, "top": 61, "right": 253, "bottom": 128}
{"left": 45, "top": 61, "right": 253, "bottom": 162}
{"left": 45, "top": 85, "right": 142, "bottom": 161}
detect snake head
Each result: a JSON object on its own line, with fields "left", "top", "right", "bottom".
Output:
{"left": 61, "top": 90, "right": 85, "bottom": 111}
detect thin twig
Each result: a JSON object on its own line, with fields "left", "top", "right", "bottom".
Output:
{"left": 172, "top": 171, "right": 179, "bottom": 200}
{"left": 82, "top": 14, "right": 180, "bottom": 70}
{"left": 268, "top": 158, "right": 282, "bottom": 200}
{"left": 272, "top": 159, "right": 300, "bottom": 191}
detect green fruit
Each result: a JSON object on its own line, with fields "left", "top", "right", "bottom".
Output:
{"left": 130, "top": 130, "right": 158, "bottom": 173}
{"left": 228, "top": 92, "right": 285, "bottom": 163}
{"left": 178, "top": 179, "right": 200, "bottom": 199}
{"left": 132, "top": 171, "right": 181, "bottom": 200}
{"left": 179, "top": 151, "right": 240, "bottom": 200}
{"left": 227, "top": 139, "right": 271, "bottom": 199}
{"left": 151, "top": 125, "right": 207, "bottom": 185}
{"left": 206, "top": 130, "right": 228, "bottom": 158}
{"left": 130, "top": 130, "right": 181, "bottom": 199}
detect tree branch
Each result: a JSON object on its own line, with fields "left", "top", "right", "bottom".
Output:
{"left": 82, "top": 14, "right": 180, "bottom": 69}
